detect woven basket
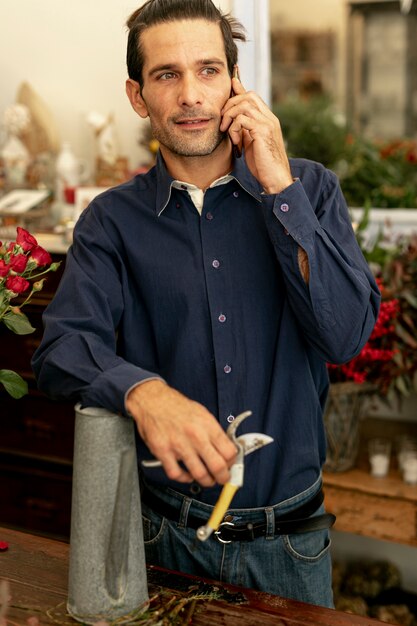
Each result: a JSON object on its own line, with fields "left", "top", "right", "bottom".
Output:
{"left": 324, "top": 382, "right": 375, "bottom": 472}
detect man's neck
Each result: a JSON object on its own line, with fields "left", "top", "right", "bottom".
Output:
{"left": 160, "top": 140, "right": 233, "bottom": 190}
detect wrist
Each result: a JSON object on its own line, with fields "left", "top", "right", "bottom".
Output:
{"left": 126, "top": 378, "right": 166, "bottom": 415}
{"left": 263, "top": 176, "right": 295, "bottom": 195}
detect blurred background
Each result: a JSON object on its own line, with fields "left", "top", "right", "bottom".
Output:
{"left": 1, "top": 2, "right": 417, "bottom": 623}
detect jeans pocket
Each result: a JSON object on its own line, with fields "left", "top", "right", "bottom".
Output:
{"left": 283, "top": 528, "right": 331, "bottom": 563}
{"left": 142, "top": 504, "right": 167, "bottom": 545}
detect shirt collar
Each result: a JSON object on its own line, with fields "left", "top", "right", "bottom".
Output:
{"left": 154, "top": 150, "right": 264, "bottom": 217}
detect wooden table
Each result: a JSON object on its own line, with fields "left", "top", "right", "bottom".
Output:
{"left": 0, "top": 526, "right": 393, "bottom": 626}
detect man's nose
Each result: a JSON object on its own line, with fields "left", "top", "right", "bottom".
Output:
{"left": 178, "top": 74, "right": 203, "bottom": 107}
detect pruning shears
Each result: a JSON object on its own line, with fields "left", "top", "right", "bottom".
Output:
{"left": 141, "top": 410, "right": 273, "bottom": 542}
{"left": 196, "top": 410, "right": 273, "bottom": 542}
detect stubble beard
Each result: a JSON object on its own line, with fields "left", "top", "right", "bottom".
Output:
{"left": 149, "top": 117, "right": 227, "bottom": 157}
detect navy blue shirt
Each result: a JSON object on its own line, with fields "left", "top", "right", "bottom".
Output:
{"left": 32, "top": 153, "right": 380, "bottom": 507}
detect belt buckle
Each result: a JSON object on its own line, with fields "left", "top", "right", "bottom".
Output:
{"left": 214, "top": 520, "right": 234, "bottom": 544}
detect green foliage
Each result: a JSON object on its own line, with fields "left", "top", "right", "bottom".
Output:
{"left": 380, "top": 234, "right": 417, "bottom": 402}
{"left": 338, "top": 138, "right": 417, "bottom": 208}
{"left": 0, "top": 369, "right": 28, "bottom": 399}
{"left": 2, "top": 310, "right": 35, "bottom": 335}
{"left": 274, "top": 96, "right": 417, "bottom": 209}
{"left": 353, "top": 214, "right": 417, "bottom": 401}
{"left": 273, "top": 96, "right": 348, "bottom": 168}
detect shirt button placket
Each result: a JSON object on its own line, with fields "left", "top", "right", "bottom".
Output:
{"left": 204, "top": 202, "right": 233, "bottom": 418}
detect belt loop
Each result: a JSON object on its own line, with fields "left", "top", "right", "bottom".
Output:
{"left": 178, "top": 496, "right": 192, "bottom": 529}
{"left": 265, "top": 507, "right": 275, "bottom": 540}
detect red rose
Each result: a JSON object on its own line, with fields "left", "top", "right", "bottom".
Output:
{"left": 16, "top": 226, "right": 38, "bottom": 252}
{"left": 5, "top": 274, "right": 30, "bottom": 294}
{"left": 9, "top": 253, "right": 28, "bottom": 273}
{"left": 0, "top": 259, "right": 10, "bottom": 277}
{"left": 30, "top": 245, "right": 52, "bottom": 267}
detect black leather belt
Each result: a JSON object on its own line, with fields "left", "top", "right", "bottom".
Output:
{"left": 141, "top": 483, "right": 336, "bottom": 543}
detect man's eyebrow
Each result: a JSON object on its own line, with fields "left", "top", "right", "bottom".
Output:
{"left": 147, "top": 58, "right": 226, "bottom": 77}
{"left": 148, "top": 63, "right": 178, "bottom": 77}
{"left": 198, "top": 58, "right": 226, "bottom": 67}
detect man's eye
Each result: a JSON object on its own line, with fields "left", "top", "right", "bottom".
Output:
{"left": 159, "top": 72, "right": 176, "bottom": 81}
{"left": 201, "top": 67, "right": 218, "bottom": 76}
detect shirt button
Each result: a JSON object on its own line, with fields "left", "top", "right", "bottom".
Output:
{"left": 218, "top": 314, "right": 226, "bottom": 323}
{"left": 176, "top": 203, "right": 181, "bottom": 209}
{"left": 224, "top": 364, "right": 232, "bottom": 374}
{"left": 280, "top": 202, "right": 289, "bottom": 212}
{"left": 233, "top": 191, "right": 239, "bottom": 198}
{"left": 227, "top": 415, "right": 235, "bottom": 423}
{"left": 284, "top": 228, "right": 289, "bottom": 236}
{"left": 212, "top": 259, "right": 220, "bottom": 269}
{"left": 206, "top": 212, "right": 214, "bottom": 220}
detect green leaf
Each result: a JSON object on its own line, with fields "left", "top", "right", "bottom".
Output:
{"left": 396, "top": 323, "right": 417, "bottom": 349}
{"left": 403, "top": 292, "right": 417, "bottom": 309}
{"left": 0, "top": 369, "right": 28, "bottom": 399}
{"left": 395, "top": 376, "right": 410, "bottom": 397}
{"left": 0, "top": 291, "right": 7, "bottom": 315}
{"left": 2, "top": 310, "right": 36, "bottom": 335}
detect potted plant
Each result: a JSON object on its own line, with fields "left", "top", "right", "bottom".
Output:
{"left": 325, "top": 280, "right": 400, "bottom": 472}
{"left": 324, "top": 224, "right": 417, "bottom": 471}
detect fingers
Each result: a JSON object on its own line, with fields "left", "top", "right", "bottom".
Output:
{"left": 127, "top": 380, "right": 237, "bottom": 487}
{"left": 168, "top": 427, "right": 236, "bottom": 486}
{"left": 222, "top": 91, "right": 276, "bottom": 125}
{"left": 162, "top": 442, "right": 235, "bottom": 487}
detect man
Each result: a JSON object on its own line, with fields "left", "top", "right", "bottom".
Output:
{"left": 32, "top": 0, "right": 380, "bottom": 607}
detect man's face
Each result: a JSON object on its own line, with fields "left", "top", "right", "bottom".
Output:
{"left": 128, "top": 19, "right": 232, "bottom": 158}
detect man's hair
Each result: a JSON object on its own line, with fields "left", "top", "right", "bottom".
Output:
{"left": 126, "top": 0, "right": 246, "bottom": 88}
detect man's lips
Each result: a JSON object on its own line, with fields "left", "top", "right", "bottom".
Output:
{"left": 175, "top": 117, "right": 211, "bottom": 128}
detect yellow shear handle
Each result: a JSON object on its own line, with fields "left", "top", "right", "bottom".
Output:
{"left": 207, "top": 482, "right": 239, "bottom": 531}
{"left": 196, "top": 445, "right": 245, "bottom": 542}
{"left": 196, "top": 482, "right": 239, "bottom": 541}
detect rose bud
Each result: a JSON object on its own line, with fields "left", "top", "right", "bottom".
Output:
{"left": 9, "top": 253, "right": 28, "bottom": 273}
{"left": 30, "top": 245, "right": 52, "bottom": 267}
{"left": 16, "top": 227, "right": 38, "bottom": 252}
{"left": 5, "top": 274, "right": 30, "bottom": 294}
{"left": 32, "top": 279, "right": 45, "bottom": 291}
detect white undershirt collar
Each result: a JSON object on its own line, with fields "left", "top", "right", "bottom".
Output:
{"left": 172, "top": 174, "right": 234, "bottom": 215}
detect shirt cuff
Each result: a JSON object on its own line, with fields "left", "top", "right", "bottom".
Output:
{"left": 262, "top": 178, "right": 321, "bottom": 243}
{"left": 124, "top": 377, "right": 167, "bottom": 417}
{"left": 83, "top": 362, "right": 166, "bottom": 416}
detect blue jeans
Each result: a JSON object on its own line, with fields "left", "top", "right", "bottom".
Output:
{"left": 141, "top": 475, "right": 334, "bottom": 608}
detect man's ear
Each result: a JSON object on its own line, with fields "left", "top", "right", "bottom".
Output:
{"left": 126, "top": 79, "right": 149, "bottom": 118}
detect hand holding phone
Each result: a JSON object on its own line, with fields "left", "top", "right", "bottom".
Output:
{"left": 221, "top": 64, "right": 293, "bottom": 194}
